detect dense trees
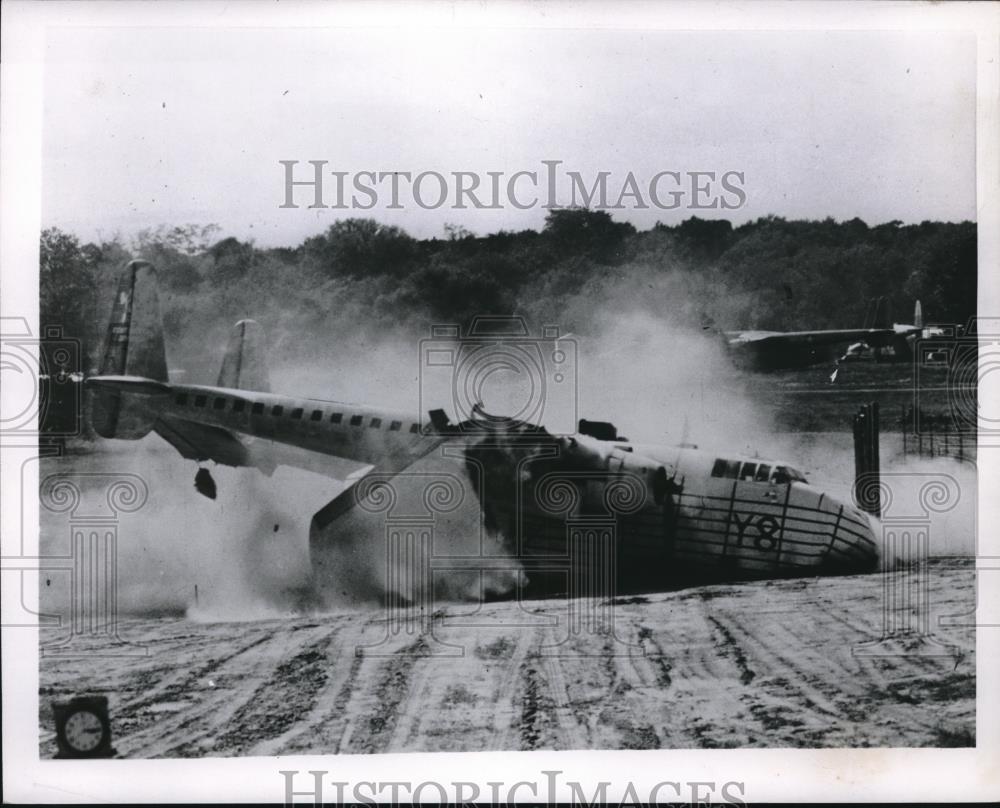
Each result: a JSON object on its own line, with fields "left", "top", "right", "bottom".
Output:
{"left": 38, "top": 211, "right": 977, "bottom": 378}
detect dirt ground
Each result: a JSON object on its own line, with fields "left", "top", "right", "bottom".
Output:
{"left": 39, "top": 558, "right": 974, "bottom": 757}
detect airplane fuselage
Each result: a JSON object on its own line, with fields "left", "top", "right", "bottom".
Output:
{"left": 164, "top": 383, "right": 440, "bottom": 473}
{"left": 90, "top": 374, "right": 880, "bottom": 589}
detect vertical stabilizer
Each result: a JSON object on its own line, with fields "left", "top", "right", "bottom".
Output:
{"left": 91, "top": 260, "right": 168, "bottom": 438}
{"left": 217, "top": 319, "right": 270, "bottom": 392}
{"left": 100, "top": 260, "right": 168, "bottom": 380}
{"left": 862, "top": 297, "right": 877, "bottom": 330}
{"left": 872, "top": 295, "right": 892, "bottom": 330}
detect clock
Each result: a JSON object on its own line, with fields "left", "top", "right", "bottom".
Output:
{"left": 53, "top": 696, "right": 113, "bottom": 758}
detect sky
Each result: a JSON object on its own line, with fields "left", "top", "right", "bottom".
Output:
{"left": 42, "top": 26, "right": 977, "bottom": 246}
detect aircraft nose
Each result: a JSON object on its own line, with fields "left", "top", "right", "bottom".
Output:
{"left": 826, "top": 498, "right": 880, "bottom": 573}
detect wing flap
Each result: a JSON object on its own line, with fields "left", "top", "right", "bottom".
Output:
{"left": 153, "top": 415, "right": 263, "bottom": 470}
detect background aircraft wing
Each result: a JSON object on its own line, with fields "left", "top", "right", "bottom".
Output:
{"left": 727, "top": 328, "right": 894, "bottom": 346}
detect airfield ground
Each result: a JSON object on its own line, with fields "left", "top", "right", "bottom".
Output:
{"left": 745, "top": 361, "right": 967, "bottom": 432}
{"left": 39, "top": 559, "right": 974, "bottom": 756}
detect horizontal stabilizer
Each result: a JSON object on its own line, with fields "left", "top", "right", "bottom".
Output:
{"left": 87, "top": 375, "right": 172, "bottom": 396}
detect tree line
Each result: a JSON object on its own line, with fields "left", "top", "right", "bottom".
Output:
{"left": 40, "top": 210, "right": 976, "bottom": 379}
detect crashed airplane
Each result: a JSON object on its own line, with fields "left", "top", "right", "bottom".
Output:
{"left": 87, "top": 261, "right": 879, "bottom": 597}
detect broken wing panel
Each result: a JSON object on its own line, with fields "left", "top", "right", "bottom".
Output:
{"left": 310, "top": 466, "right": 381, "bottom": 533}
{"left": 308, "top": 433, "right": 456, "bottom": 549}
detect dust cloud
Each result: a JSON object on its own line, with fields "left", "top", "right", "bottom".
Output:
{"left": 57, "top": 258, "right": 974, "bottom": 621}
{"left": 40, "top": 442, "right": 334, "bottom": 622}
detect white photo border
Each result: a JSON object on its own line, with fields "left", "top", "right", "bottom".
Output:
{"left": 2, "top": 0, "right": 998, "bottom": 803}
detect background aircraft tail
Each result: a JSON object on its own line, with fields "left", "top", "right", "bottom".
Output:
{"left": 217, "top": 320, "right": 270, "bottom": 392}
{"left": 90, "top": 260, "right": 170, "bottom": 439}
{"left": 877, "top": 297, "right": 892, "bottom": 329}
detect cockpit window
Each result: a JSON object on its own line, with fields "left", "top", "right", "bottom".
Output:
{"left": 772, "top": 465, "right": 807, "bottom": 484}
{"left": 711, "top": 459, "right": 743, "bottom": 479}
{"left": 712, "top": 458, "right": 801, "bottom": 483}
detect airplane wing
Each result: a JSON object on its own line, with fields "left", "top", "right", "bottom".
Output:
{"left": 725, "top": 328, "right": 895, "bottom": 347}
{"left": 310, "top": 466, "right": 384, "bottom": 534}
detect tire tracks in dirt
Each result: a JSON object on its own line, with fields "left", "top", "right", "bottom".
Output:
{"left": 339, "top": 634, "right": 430, "bottom": 754}
{"left": 207, "top": 631, "right": 338, "bottom": 756}
{"left": 485, "top": 621, "right": 546, "bottom": 751}
{"left": 141, "top": 624, "right": 332, "bottom": 758}
{"left": 517, "top": 651, "right": 561, "bottom": 750}
{"left": 114, "top": 629, "right": 281, "bottom": 757}
{"left": 708, "top": 609, "right": 862, "bottom": 743}
{"left": 577, "top": 629, "right": 664, "bottom": 750}
{"left": 707, "top": 615, "right": 756, "bottom": 686}
{"left": 278, "top": 632, "right": 366, "bottom": 755}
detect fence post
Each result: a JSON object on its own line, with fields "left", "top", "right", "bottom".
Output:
{"left": 853, "top": 402, "right": 881, "bottom": 518}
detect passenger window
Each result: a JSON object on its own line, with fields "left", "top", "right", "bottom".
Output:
{"left": 233, "top": 400, "right": 246, "bottom": 413}
{"left": 370, "top": 417, "right": 382, "bottom": 429}
{"left": 272, "top": 405, "right": 284, "bottom": 416}
{"left": 175, "top": 393, "right": 188, "bottom": 406}
{"left": 755, "top": 464, "right": 772, "bottom": 482}
{"left": 739, "top": 462, "right": 756, "bottom": 481}
{"left": 251, "top": 402, "right": 264, "bottom": 415}
{"left": 389, "top": 420, "right": 401, "bottom": 431}
{"left": 350, "top": 414, "right": 363, "bottom": 427}
{"left": 723, "top": 460, "right": 740, "bottom": 479}
{"left": 310, "top": 410, "right": 322, "bottom": 421}
{"left": 330, "top": 412, "right": 343, "bottom": 424}
{"left": 409, "top": 423, "right": 420, "bottom": 434}
{"left": 291, "top": 408, "right": 303, "bottom": 419}
{"left": 711, "top": 459, "right": 727, "bottom": 478}
{"left": 194, "top": 395, "right": 207, "bottom": 407}
{"left": 772, "top": 466, "right": 791, "bottom": 485}
{"left": 213, "top": 397, "right": 227, "bottom": 410}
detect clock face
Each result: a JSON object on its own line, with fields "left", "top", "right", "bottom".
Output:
{"left": 64, "top": 710, "right": 105, "bottom": 752}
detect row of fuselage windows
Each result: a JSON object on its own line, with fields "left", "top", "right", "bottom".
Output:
{"left": 710, "top": 458, "right": 805, "bottom": 485}
{"left": 173, "top": 392, "right": 420, "bottom": 434}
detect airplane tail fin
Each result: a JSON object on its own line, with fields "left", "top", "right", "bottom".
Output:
{"left": 863, "top": 295, "right": 893, "bottom": 330}
{"left": 874, "top": 296, "right": 892, "bottom": 329}
{"left": 89, "top": 260, "right": 170, "bottom": 439}
{"left": 217, "top": 320, "right": 270, "bottom": 392}
{"left": 862, "top": 297, "right": 877, "bottom": 330}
